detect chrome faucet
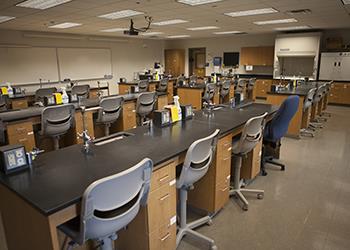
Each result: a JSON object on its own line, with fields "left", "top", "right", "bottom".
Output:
{"left": 78, "top": 106, "right": 93, "bottom": 154}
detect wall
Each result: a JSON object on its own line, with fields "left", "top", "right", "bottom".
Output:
{"left": 164, "top": 33, "right": 276, "bottom": 77}
{"left": 0, "top": 29, "right": 165, "bottom": 94}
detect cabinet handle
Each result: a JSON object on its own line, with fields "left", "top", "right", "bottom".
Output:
{"left": 159, "top": 175, "right": 169, "bottom": 183}
{"left": 160, "top": 233, "right": 170, "bottom": 242}
{"left": 18, "top": 138, "right": 28, "bottom": 142}
{"left": 338, "top": 62, "right": 341, "bottom": 67}
{"left": 132, "top": 110, "right": 136, "bottom": 113}
{"left": 16, "top": 127, "right": 26, "bottom": 132}
{"left": 221, "top": 186, "right": 229, "bottom": 192}
{"left": 227, "top": 147, "right": 232, "bottom": 151}
{"left": 159, "top": 194, "right": 170, "bottom": 201}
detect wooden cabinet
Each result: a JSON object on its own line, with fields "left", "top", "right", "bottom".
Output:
{"left": 240, "top": 139, "right": 262, "bottom": 180}
{"left": 167, "top": 80, "right": 174, "bottom": 104}
{"left": 329, "top": 82, "right": 350, "bottom": 105}
{"left": 11, "top": 98, "right": 28, "bottom": 109}
{"left": 188, "top": 133, "right": 232, "bottom": 213}
{"left": 117, "top": 160, "right": 176, "bottom": 250}
{"left": 114, "top": 101, "right": 137, "bottom": 131}
{"left": 240, "top": 46, "right": 274, "bottom": 66}
{"left": 156, "top": 95, "right": 168, "bottom": 110}
{"left": 7, "top": 121, "right": 36, "bottom": 151}
{"left": 255, "top": 79, "right": 273, "bottom": 98}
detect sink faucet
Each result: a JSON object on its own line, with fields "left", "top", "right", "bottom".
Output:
{"left": 78, "top": 106, "right": 93, "bottom": 154}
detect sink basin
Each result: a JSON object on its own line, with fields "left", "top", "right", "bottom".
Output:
{"left": 93, "top": 132, "right": 134, "bottom": 146}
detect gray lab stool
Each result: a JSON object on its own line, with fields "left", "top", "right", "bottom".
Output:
{"left": 300, "top": 87, "right": 316, "bottom": 137}
{"left": 35, "top": 87, "right": 57, "bottom": 103}
{"left": 40, "top": 104, "right": 75, "bottom": 150}
{"left": 96, "top": 96, "right": 124, "bottom": 136}
{"left": 138, "top": 80, "right": 149, "bottom": 92}
{"left": 59, "top": 158, "right": 153, "bottom": 250}
{"left": 176, "top": 129, "right": 220, "bottom": 250}
{"left": 230, "top": 112, "right": 267, "bottom": 211}
{"left": 157, "top": 78, "right": 168, "bottom": 93}
{"left": 219, "top": 79, "right": 231, "bottom": 103}
{"left": 202, "top": 83, "right": 215, "bottom": 109}
{"left": 72, "top": 84, "right": 90, "bottom": 99}
{"left": 136, "top": 92, "right": 156, "bottom": 126}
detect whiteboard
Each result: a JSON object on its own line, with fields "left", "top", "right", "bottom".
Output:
{"left": 57, "top": 48, "right": 112, "bottom": 81}
{"left": 0, "top": 47, "right": 59, "bottom": 85}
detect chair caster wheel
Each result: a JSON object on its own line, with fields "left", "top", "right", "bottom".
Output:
{"left": 207, "top": 219, "right": 213, "bottom": 226}
{"left": 261, "top": 170, "right": 267, "bottom": 176}
{"left": 281, "top": 166, "right": 285, "bottom": 171}
{"left": 243, "top": 205, "right": 248, "bottom": 211}
{"left": 257, "top": 194, "right": 264, "bottom": 200}
{"left": 211, "top": 245, "right": 218, "bottom": 250}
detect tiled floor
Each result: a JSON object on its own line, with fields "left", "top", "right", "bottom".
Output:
{"left": 178, "top": 105, "right": 350, "bottom": 250}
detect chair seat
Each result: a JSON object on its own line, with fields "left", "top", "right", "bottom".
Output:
{"left": 58, "top": 216, "right": 80, "bottom": 243}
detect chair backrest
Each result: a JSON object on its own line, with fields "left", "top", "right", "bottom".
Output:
{"left": 177, "top": 129, "right": 220, "bottom": 188}
{"left": 97, "top": 96, "right": 124, "bottom": 125}
{"left": 236, "top": 79, "right": 247, "bottom": 92}
{"left": 138, "top": 80, "right": 149, "bottom": 92}
{"left": 248, "top": 78, "right": 256, "bottom": 90}
{"left": 78, "top": 158, "right": 153, "bottom": 243}
{"left": 189, "top": 75, "right": 197, "bottom": 84}
{"left": 203, "top": 83, "right": 215, "bottom": 103}
{"left": 72, "top": 85, "right": 90, "bottom": 99}
{"left": 157, "top": 78, "right": 168, "bottom": 92}
{"left": 136, "top": 92, "right": 157, "bottom": 117}
{"left": 264, "top": 95, "right": 299, "bottom": 142}
{"left": 177, "top": 76, "right": 186, "bottom": 87}
{"left": 41, "top": 104, "right": 75, "bottom": 137}
{"left": 313, "top": 85, "right": 324, "bottom": 103}
{"left": 234, "top": 113, "right": 267, "bottom": 155}
{"left": 220, "top": 80, "right": 231, "bottom": 99}
{"left": 35, "top": 87, "right": 57, "bottom": 102}
{"left": 0, "top": 95, "right": 7, "bottom": 111}
{"left": 303, "top": 88, "right": 316, "bottom": 111}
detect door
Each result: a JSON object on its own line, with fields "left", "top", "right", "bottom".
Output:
{"left": 164, "top": 49, "right": 185, "bottom": 77}
{"left": 339, "top": 54, "right": 350, "bottom": 81}
{"left": 189, "top": 48, "right": 206, "bottom": 77}
{"left": 319, "top": 53, "right": 337, "bottom": 80}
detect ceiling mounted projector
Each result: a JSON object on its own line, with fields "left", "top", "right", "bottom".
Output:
{"left": 124, "top": 16, "right": 152, "bottom": 36}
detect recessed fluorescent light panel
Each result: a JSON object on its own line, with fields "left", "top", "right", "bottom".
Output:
{"left": 49, "top": 22, "right": 81, "bottom": 29}
{"left": 167, "top": 35, "right": 191, "bottom": 38}
{"left": 177, "top": 0, "right": 223, "bottom": 6}
{"left": 100, "top": 28, "right": 126, "bottom": 32}
{"left": 224, "top": 8, "right": 278, "bottom": 17}
{"left": 16, "top": 0, "right": 72, "bottom": 10}
{"left": 153, "top": 19, "right": 188, "bottom": 26}
{"left": 254, "top": 18, "right": 298, "bottom": 25}
{"left": 0, "top": 16, "right": 16, "bottom": 23}
{"left": 99, "top": 10, "right": 144, "bottom": 20}
{"left": 187, "top": 26, "right": 219, "bottom": 31}
{"left": 213, "top": 31, "right": 243, "bottom": 34}
{"left": 141, "top": 32, "right": 164, "bottom": 36}
{"left": 274, "top": 25, "right": 311, "bottom": 31}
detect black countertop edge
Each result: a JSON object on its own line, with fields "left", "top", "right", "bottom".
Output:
{"left": 236, "top": 74, "right": 273, "bottom": 79}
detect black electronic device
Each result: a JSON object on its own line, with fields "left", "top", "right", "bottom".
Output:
{"left": 223, "top": 52, "right": 240, "bottom": 67}
{"left": 181, "top": 105, "right": 194, "bottom": 120}
{"left": 153, "top": 110, "right": 171, "bottom": 127}
{"left": 43, "top": 95, "right": 56, "bottom": 106}
{"left": 0, "top": 144, "right": 28, "bottom": 174}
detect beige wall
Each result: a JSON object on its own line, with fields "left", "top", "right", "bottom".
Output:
{"left": 164, "top": 33, "right": 276, "bottom": 77}
{"left": 0, "top": 29, "right": 165, "bottom": 94}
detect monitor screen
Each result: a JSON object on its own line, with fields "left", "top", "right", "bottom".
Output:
{"left": 223, "top": 52, "right": 240, "bottom": 67}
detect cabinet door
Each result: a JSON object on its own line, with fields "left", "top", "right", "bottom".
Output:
{"left": 260, "top": 47, "right": 274, "bottom": 66}
{"left": 319, "top": 55, "right": 337, "bottom": 80}
{"left": 339, "top": 56, "right": 350, "bottom": 81}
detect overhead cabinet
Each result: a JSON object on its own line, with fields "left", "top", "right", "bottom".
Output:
{"left": 240, "top": 46, "right": 274, "bottom": 66}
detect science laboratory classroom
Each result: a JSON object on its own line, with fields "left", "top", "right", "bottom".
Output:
{"left": 0, "top": 1, "right": 350, "bottom": 250}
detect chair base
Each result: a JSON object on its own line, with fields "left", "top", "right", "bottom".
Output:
{"left": 64, "top": 234, "right": 117, "bottom": 250}
{"left": 176, "top": 216, "right": 217, "bottom": 250}
{"left": 177, "top": 188, "right": 216, "bottom": 249}
{"left": 261, "top": 157, "right": 285, "bottom": 176}
{"left": 300, "top": 128, "right": 315, "bottom": 137}
{"left": 229, "top": 188, "right": 264, "bottom": 211}
{"left": 309, "top": 122, "right": 323, "bottom": 129}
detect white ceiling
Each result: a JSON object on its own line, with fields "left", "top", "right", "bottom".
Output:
{"left": 0, "top": 0, "right": 349, "bottom": 39}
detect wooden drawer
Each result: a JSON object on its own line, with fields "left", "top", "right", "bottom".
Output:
{"left": 156, "top": 95, "right": 168, "bottom": 110}
{"left": 214, "top": 177, "right": 230, "bottom": 211}
{"left": 149, "top": 224, "right": 176, "bottom": 250}
{"left": 7, "top": 121, "right": 33, "bottom": 137}
{"left": 122, "top": 102, "right": 136, "bottom": 130}
{"left": 150, "top": 161, "right": 175, "bottom": 191}
{"left": 11, "top": 99, "right": 28, "bottom": 109}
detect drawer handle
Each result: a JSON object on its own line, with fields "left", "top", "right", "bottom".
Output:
{"left": 223, "top": 156, "right": 230, "bottom": 161}
{"left": 159, "top": 194, "right": 170, "bottom": 201}
{"left": 18, "top": 138, "right": 28, "bottom": 142}
{"left": 227, "top": 147, "right": 232, "bottom": 151}
{"left": 159, "top": 175, "right": 169, "bottom": 183}
{"left": 132, "top": 110, "right": 136, "bottom": 113}
{"left": 16, "top": 127, "right": 26, "bottom": 132}
{"left": 160, "top": 233, "right": 170, "bottom": 242}
{"left": 133, "top": 126, "right": 137, "bottom": 128}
